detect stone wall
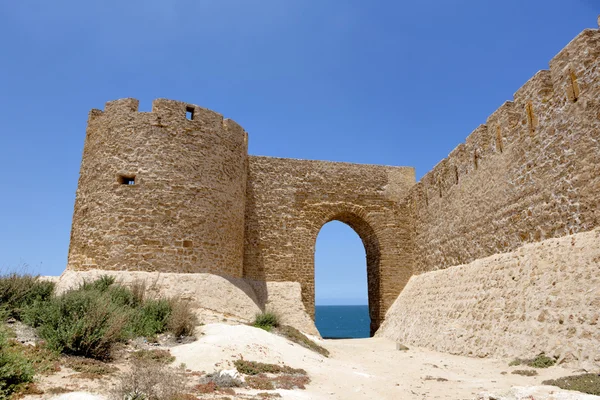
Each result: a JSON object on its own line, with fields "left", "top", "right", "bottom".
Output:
{"left": 67, "top": 98, "right": 248, "bottom": 277}
{"left": 377, "top": 228, "right": 600, "bottom": 365}
{"left": 244, "top": 156, "right": 415, "bottom": 333}
{"left": 406, "top": 29, "right": 600, "bottom": 274}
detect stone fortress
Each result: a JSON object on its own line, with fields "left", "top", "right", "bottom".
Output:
{"left": 66, "top": 22, "right": 599, "bottom": 362}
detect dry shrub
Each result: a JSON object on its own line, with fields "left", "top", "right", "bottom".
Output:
{"left": 130, "top": 280, "right": 147, "bottom": 305}
{"left": 511, "top": 369, "right": 538, "bottom": 376}
{"left": 111, "top": 359, "right": 186, "bottom": 400}
{"left": 272, "top": 374, "right": 310, "bottom": 390}
{"left": 194, "top": 381, "right": 217, "bottom": 394}
{"left": 0, "top": 271, "right": 55, "bottom": 320}
{"left": 46, "top": 386, "right": 73, "bottom": 395}
{"left": 245, "top": 373, "right": 310, "bottom": 391}
{"left": 131, "top": 349, "right": 175, "bottom": 364}
{"left": 198, "top": 371, "right": 242, "bottom": 388}
{"left": 245, "top": 374, "right": 275, "bottom": 390}
{"left": 234, "top": 359, "right": 306, "bottom": 376}
{"left": 276, "top": 325, "right": 329, "bottom": 357}
{"left": 167, "top": 298, "right": 198, "bottom": 338}
{"left": 63, "top": 356, "right": 118, "bottom": 375}
{"left": 257, "top": 392, "right": 282, "bottom": 398}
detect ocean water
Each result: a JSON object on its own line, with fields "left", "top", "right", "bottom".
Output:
{"left": 315, "top": 305, "right": 370, "bottom": 339}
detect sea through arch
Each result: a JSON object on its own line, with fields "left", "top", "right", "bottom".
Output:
{"left": 315, "top": 220, "right": 372, "bottom": 338}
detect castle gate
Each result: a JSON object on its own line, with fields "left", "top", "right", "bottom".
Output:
{"left": 244, "top": 156, "right": 416, "bottom": 334}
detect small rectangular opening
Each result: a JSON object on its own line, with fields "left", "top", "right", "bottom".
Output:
{"left": 186, "top": 106, "right": 195, "bottom": 120}
{"left": 118, "top": 175, "right": 136, "bottom": 185}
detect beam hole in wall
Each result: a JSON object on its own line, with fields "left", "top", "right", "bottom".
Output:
{"left": 117, "top": 174, "right": 136, "bottom": 185}
{"left": 567, "top": 69, "right": 580, "bottom": 102}
{"left": 314, "top": 220, "right": 373, "bottom": 339}
{"left": 496, "top": 125, "right": 503, "bottom": 153}
{"left": 186, "top": 106, "right": 195, "bottom": 120}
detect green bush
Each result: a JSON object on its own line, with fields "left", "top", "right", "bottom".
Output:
{"left": 0, "top": 326, "right": 35, "bottom": 397}
{"left": 542, "top": 374, "right": 600, "bottom": 395}
{"left": 22, "top": 276, "right": 198, "bottom": 360}
{"left": 129, "top": 299, "right": 172, "bottom": 338}
{"left": 33, "top": 288, "right": 131, "bottom": 360}
{"left": 253, "top": 311, "right": 279, "bottom": 332}
{"left": 0, "top": 272, "right": 55, "bottom": 320}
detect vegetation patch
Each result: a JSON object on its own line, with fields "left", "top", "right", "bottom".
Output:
{"left": 246, "top": 374, "right": 275, "bottom": 391}
{"left": 62, "top": 356, "right": 118, "bottom": 375}
{"left": 46, "top": 386, "right": 73, "bottom": 395}
{"left": 131, "top": 349, "right": 175, "bottom": 365}
{"left": 199, "top": 371, "right": 243, "bottom": 388}
{"left": 0, "top": 327, "right": 34, "bottom": 398}
{"left": 253, "top": 311, "right": 279, "bottom": 332}
{"left": 511, "top": 369, "right": 538, "bottom": 376}
{"left": 509, "top": 353, "right": 556, "bottom": 368}
{"left": 12, "top": 382, "right": 44, "bottom": 397}
{"left": 20, "top": 276, "right": 198, "bottom": 360}
{"left": 542, "top": 374, "right": 600, "bottom": 396}
{"left": 111, "top": 359, "right": 186, "bottom": 400}
{"left": 257, "top": 393, "right": 282, "bottom": 398}
{"left": 245, "top": 373, "right": 310, "bottom": 390}
{"left": 0, "top": 272, "right": 54, "bottom": 321}
{"left": 275, "top": 325, "right": 329, "bottom": 357}
{"left": 0, "top": 323, "right": 63, "bottom": 398}
{"left": 234, "top": 359, "right": 306, "bottom": 376}
{"left": 166, "top": 298, "right": 198, "bottom": 338}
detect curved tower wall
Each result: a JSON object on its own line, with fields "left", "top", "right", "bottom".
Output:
{"left": 67, "top": 98, "right": 248, "bottom": 277}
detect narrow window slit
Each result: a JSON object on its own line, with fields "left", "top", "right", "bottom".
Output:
{"left": 186, "top": 106, "right": 195, "bottom": 120}
{"left": 118, "top": 175, "right": 136, "bottom": 185}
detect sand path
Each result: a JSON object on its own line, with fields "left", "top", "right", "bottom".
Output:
{"left": 170, "top": 324, "right": 598, "bottom": 400}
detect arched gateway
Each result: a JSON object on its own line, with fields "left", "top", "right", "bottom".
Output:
{"left": 244, "top": 157, "right": 416, "bottom": 334}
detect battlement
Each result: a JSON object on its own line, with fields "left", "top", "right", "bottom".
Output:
{"left": 88, "top": 97, "right": 247, "bottom": 139}
{"left": 415, "top": 27, "right": 600, "bottom": 207}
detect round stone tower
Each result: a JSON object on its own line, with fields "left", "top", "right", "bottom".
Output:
{"left": 67, "top": 98, "right": 248, "bottom": 277}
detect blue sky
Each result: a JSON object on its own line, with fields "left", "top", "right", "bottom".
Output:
{"left": 0, "top": 1, "right": 597, "bottom": 304}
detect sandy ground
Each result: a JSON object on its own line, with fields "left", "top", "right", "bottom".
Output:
{"left": 28, "top": 323, "right": 599, "bottom": 400}
{"left": 170, "top": 324, "right": 598, "bottom": 400}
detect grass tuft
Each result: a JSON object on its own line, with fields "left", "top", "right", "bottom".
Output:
{"left": 253, "top": 311, "right": 279, "bottom": 332}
